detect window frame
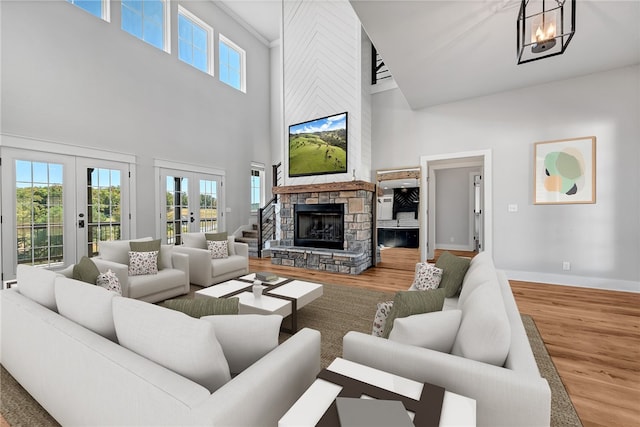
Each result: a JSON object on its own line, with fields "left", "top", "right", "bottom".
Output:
{"left": 219, "top": 34, "right": 246, "bottom": 93}
{"left": 177, "top": 5, "right": 214, "bottom": 76}
{"left": 121, "top": 0, "right": 171, "bottom": 53}
{"left": 250, "top": 163, "right": 265, "bottom": 214}
{"left": 66, "top": 0, "right": 111, "bottom": 21}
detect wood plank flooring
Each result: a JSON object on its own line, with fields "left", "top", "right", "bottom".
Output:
{"left": 251, "top": 248, "right": 640, "bottom": 427}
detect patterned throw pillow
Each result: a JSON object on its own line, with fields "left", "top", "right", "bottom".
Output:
{"left": 207, "top": 240, "right": 229, "bottom": 259}
{"left": 96, "top": 269, "right": 122, "bottom": 295}
{"left": 412, "top": 262, "right": 443, "bottom": 290}
{"left": 371, "top": 301, "right": 394, "bottom": 337}
{"left": 128, "top": 251, "right": 159, "bottom": 276}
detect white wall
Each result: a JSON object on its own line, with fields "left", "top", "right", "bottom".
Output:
{"left": 372, "top": 65, "right": 640, "bottom": 291}
{"left": 0, "top": 0, "right": 272, "bottom": 236}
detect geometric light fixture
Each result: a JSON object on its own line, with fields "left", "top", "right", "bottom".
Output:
{"left": 517, "top": 0, "right": 576, "bottom": 64}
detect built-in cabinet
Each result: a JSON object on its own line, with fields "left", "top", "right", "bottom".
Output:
{"left": 377, "top": 227, "right": 419, "bottom": 248}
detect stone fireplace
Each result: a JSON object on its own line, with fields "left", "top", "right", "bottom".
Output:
{"left": 270, "top": 181, "right": 375, "bottom": 274}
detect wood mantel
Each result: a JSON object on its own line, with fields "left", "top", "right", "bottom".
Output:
{"left": 272, "top": 180, "right": 376, "bottom": 194}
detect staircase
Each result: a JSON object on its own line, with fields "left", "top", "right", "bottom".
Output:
{"left": 236, "top": 223, "right": 260, "bottom": 258}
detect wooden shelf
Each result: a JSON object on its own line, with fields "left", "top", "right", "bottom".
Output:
{"left": 272, "top": 180, "right": 376, "bottom": 194}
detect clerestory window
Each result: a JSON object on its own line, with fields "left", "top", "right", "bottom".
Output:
{"left": 219, "top": 34, "right": 246, "bottom": 92}
{"left": 121, "top": 0, "right": 169, "bottom": 52}
{"left": 178, "top": 6, "right": 213, "bottom": 75}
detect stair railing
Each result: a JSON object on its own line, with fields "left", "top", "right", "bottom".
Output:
{"left": 257, "top": 163, "right": 282, "bottom": 258}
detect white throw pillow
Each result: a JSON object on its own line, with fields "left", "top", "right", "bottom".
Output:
{"left": 371, "top": 301, "right": 394, "bottom": 337}
{"left": 16, "top": 264, "right": 58, "bottom": 312}
{"left": 201, "top": 314, "right": 282, "bottom": 374}
{"left": 412, "top": 262, "right": 443, "bottom": 290}
{"left": 451, "top": 281, "right": 511, "bottom": 366}
{"left": 113, "top": 297, "right": 231, "bottom": 393}
{"left": 207, "top": 240, "right": 229, "bottom": 259}
{"left": 128, "top": 251, "right": 159, "bottom": 276}
{"left": 388, "top": 309, "right": 462, "bottom": 353}
{"left": 55, "top": 276, "right": 119, "bottom": 342}
{"left": 96, "top": 269, "right": 122, "bottom": 295}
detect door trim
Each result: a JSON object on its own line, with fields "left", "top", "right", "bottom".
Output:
{"left": 420, "top": 149, "right": 492, "bottom": 261}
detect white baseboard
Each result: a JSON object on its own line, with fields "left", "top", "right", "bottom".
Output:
{"left": 504, "top": 270, "right": 640, "bottom": 293}
{"left": 435, "top": 244, "right": 474, "bottom": 251}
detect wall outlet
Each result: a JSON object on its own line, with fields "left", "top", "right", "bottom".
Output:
{"left": 508, "top": 204, "right": 518, "bottom": 212}
{"left": 450, "top": 237, "right": 455, "bottom": 243}
{"left": 562, "top": 261, "right": 571, "bottom": 271}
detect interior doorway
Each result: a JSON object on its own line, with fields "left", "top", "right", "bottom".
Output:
{"left": 419, "top": 150, "right": 492, "bottom": 261}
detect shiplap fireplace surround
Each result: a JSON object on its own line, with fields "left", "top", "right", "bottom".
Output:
{"left": 270, "top": 181, "right": 375, "bottom": 274}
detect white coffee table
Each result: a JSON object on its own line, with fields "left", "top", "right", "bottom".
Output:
{"left": 279, "top": 358, "right": 476, "bottom": 426}
{"left": 195, "top": 275, "right": 323, "bottom": 333}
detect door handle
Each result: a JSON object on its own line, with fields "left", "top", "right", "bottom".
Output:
{"left": 78, "top": 220, "right": 85, "bottom": 228}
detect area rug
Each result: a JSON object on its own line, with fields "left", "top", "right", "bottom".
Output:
{"left": 1, "top": 282, "right": 581, "bottom": 426}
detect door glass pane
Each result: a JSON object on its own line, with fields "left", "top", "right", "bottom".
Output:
{"left": 166, "top": 176, "right": 189, "bottom": 244}
{"left": 86, "top": 167, "right": 122, "bottom": 256}
{"left": 15, "top": 160, "right": 64, "bottom": 267}
{"left": 199, "top": 179, "right": 217, "bottom": 233}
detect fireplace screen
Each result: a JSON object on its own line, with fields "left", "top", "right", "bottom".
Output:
{"left": 294, "top": 204, "right": 344, "bottom": 249}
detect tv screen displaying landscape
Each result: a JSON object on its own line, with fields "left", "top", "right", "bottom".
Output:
{"left": 288, "top": 112, "right": 348, "bottom": 177}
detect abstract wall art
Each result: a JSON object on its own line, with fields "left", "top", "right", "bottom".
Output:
{"left": 534, "top": 136, "right": 596, "bottom": 204}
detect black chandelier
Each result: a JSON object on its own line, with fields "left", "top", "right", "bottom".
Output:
{"left": 517, "top": 0, "right": 576, "bottom": 64}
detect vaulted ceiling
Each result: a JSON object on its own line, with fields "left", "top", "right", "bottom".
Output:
{"left": 220, "top": 0, "right": 640, "bottom": 110}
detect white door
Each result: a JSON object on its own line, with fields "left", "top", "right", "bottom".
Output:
{"left": 75, "top": 158, "right": 131, "bottom": 258}
{"left": 1, "top": 148, "right": 132, "bottom": 280}
{"left": 159, "top": 168, "right": 224, "bottom": 245}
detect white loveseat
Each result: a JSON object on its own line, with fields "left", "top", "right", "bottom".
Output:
{"left": 342, "top": 252, "right": 552, "bottom": 426}
{"left": 0, "top": 265, "right": 321, "bottom": 426}
{"left": 174, "top": 232, "right": 249, "bottom": 287}
{"left": 91, "top": 237, "right": 190, "bottom": 303}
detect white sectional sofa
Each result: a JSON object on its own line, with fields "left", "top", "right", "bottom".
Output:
{"left": 91, "top": 237, "right": 190, "bottom": 303}
{"left": 0, "top": 265, "right": 321, "bottom": 426}
{"left": 174, "top": 232, "right": 249, "bottom": 287}
{"left": 342, "top": 252, "right": 552, "bottom": 426}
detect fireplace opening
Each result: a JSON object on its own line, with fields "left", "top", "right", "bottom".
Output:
{"left": 294, "top": 204, "right": 344, "bottom": 249}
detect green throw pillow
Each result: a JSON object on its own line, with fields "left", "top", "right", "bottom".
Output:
{"left": 435, "top": 251, "right": 471, "bottom": 298}
{"left": 130, "top": 239, "right": 162, "bottom": 270}
{"left": 161, "top": 297, "right": 239, "bottom": 318}
{"left": 205, "top": 232, "right": 227, "bottom": 241}
{"left": 383, "top": 288, "right": 446, "bottom": 338}
{"left": 72, "top": 256, "right": 100, "bottom": 284}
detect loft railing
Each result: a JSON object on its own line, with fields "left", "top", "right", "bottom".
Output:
{"left": 371, "top": 45, "right": 392, "bottom": 85}
{"left": 257, "top": 162, "right": 281, "bottom": 258}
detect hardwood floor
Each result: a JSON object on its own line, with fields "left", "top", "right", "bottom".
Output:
{"left": 251, "top": 248, "right": 640, "bottom": 427}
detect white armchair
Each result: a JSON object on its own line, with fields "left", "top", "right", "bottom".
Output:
{"left": 92, "top": 238, "right": 190, "bottom": 303}
{"left": 174, "top": 232, "right": 249, "bottom": 287}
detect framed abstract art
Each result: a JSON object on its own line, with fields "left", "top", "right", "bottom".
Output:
{"left": 534, "top": 136, "right": 596, "bottom": 204}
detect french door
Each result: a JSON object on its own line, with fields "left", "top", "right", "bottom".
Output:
{"left": 76, "top": 158, "right": 131, "bottom": 258}
{"left": 158, "top": 168, "right": 224, "bottom": 245}
{"left": 1, "top": 147, "right": 131, "bottom": 280}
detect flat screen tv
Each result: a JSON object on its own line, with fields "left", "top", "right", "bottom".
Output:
{"left": 288, "top": 112, "right": 348, "bottom": 177}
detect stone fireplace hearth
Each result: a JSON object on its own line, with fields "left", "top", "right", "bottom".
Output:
{"left": 271, "top": 181, "right": 375, "bottom": 274}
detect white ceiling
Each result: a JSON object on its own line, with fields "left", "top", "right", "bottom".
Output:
{"left": 220, "top": 0, "right": 640, "bottom": 110}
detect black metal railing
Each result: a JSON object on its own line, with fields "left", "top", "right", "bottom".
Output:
{"left": 257, "top": 163, "right": 282, "bottom": 258}
{"left": 371, "top": 45, "right": 392, "bottom": 85}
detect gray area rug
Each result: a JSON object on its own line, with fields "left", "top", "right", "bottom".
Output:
{"left": 1, "top": 282, "right": 581, "bottom": 426}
